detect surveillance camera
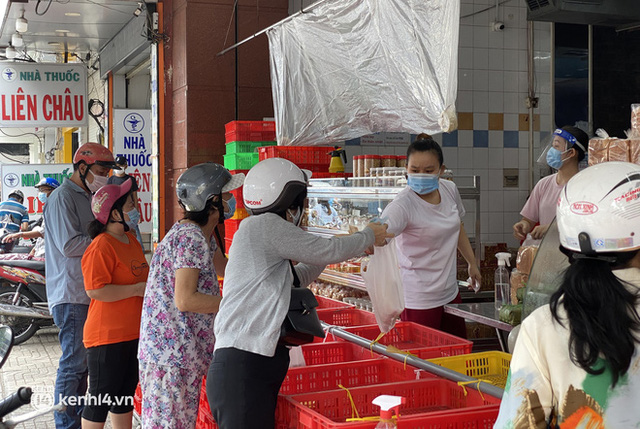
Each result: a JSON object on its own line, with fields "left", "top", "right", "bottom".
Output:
{"left": 491, "top": 21, "right": 505, "bottom": 31}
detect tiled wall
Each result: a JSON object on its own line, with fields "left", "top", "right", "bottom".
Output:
{"left": 341, "top": 0, "right": 554, "bottom": 252}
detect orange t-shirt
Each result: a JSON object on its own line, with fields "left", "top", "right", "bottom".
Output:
{"left": 81, "top": 231, "right": 149, "bottom": 348}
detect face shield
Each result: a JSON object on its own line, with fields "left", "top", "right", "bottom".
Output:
{"left": 536, "top": 129, "right": 585, "bottom": 170}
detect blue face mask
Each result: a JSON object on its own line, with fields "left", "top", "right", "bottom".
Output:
{"left": 37, "top": 192, "right": 47, "bottom": 204}
{"left": 546, "top": 147, "right": 570, "bottom": 170}
{"left": 407, "top": 174, "right": 440, "bottom": 195}
{"left": 125, "top": 208, "right": 140, "bottom": 230}
{"left": 224, "top": 195, "right": 236, "bottom": 220}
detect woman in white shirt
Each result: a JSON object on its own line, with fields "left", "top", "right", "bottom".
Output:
{"left": 495, "top": 162, "right": 640, "bottom": 428}
{"left": 381, "top": 137, "right": 480, "bottom": 338}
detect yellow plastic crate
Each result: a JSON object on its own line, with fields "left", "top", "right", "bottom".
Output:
{"left": 230, "top": 207, "right": 249, "bottom": 220}
{"left": 427, "top": 351, "right": 512, "bottom": 388}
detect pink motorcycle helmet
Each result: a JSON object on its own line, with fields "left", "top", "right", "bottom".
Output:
{"left": 91, "top": 178, "right": 133, "bottom": 225}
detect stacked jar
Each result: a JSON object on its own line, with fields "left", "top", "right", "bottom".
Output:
{"left": 396, "top": 155, "right": 407, "bottom": 169}
{"left": 362, "top": 155, "right": 381, "bottom": 177}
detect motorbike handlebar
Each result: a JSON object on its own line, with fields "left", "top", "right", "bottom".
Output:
{"left": 0, "top": 387, "right": 32, "bottom": 419}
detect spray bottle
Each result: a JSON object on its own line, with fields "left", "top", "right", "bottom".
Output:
{"left": 372, "top": 395, "right": 405, "bottom": 429}
{"left": 495, "top": 252, "right": 511, "bottom": 310}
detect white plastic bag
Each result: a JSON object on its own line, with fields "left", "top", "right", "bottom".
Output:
{"left": 361, "top": 239, "right": 404, "bottom": 333}
{"left": 288, "top": 346, "right": 306, "bottom": 368}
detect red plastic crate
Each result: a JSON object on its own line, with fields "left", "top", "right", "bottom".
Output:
{"left": 300, "top": 341, "right": 381, "bottom": 365}
{"left": 315, "top": 296, "right": 354, "bottom": 309}
{"left": 225, "top": 120, "right": 276, "bottom": 134}
{"left": 225, "top": 121, "right": 276, "bottom": 143}
{"left": 258, "top": 146, "right": 333, "bottom": 172}
{"left": 282, "top": 378, "right": 500, "bottom": 429}
{"left": 224, "top": 237, "right": 233, "bottom": 254}
{"left": 223, "top": 218, "right": 244, "bottom": 242}
{"left": 339, "top": 322, "right": 473, "bottom": 358}
{"left": 280, "top": 359, "right": 418, "bottom": 396}
{"left": 195, "top": 378, "right": 215, "bottom": 429}
{"left": 317, "top": 308, "right": 377, "bottom": 327}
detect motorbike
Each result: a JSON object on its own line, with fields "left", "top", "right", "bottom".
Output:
{"left": 0, "top": 325, "right": 64, "bottom": 428}
{"left": 0, "top": 224, "right": 52, "bottom": 345}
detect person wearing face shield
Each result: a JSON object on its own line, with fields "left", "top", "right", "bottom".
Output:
{"left": 138, "top": 163, "right": 243, "bottom": 429}
{"left": 108, "top": 156, "right": 144, "bottom": 251}
{"left": 42, "top": 142, "right": 118, "bottom": 429}
{"left": 207, "top": 158, "right": 393, "bottom": 428}
{"left": 379, "top": 137, "right": 481, "bottom": 338}
{"left": 513, "top": 126, "right": 589, "bottom": 242}
{"left": 495, "top": 162, "right": 640, "bottom": 427}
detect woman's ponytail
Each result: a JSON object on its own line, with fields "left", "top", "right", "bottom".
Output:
{"left": 550, "top": 251, "right": 640, "bottom": 387}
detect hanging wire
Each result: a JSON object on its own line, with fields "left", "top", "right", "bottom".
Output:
{"left": 460, "top": 0, "right": 514, "bottom": 19}
{"left": 35, "top": 0, "right": 53, "bottom": 16}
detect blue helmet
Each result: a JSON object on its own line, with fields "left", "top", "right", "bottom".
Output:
{"left": 35, "top": 177, "right": 60, "bottom": 189}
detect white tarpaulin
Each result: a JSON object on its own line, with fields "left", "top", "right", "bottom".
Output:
{"left": 267, "top": 0, "right": 459, "bottom": 146}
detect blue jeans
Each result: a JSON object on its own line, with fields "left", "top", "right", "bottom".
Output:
{"left": 51, "top": 303, "right": 89, "bottom": 429}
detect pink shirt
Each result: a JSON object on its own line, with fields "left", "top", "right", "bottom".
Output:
{"left": 381, "top": 180, "right": 465, "bottom": 310}
{"left": 520, "top": 173, "right": 563, "bottom": 226}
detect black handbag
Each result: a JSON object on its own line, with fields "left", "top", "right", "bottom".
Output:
{"left": 279, "top": 261, "right": 326, "bottom": 346}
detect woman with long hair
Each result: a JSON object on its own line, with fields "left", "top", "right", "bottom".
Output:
{"left": 495, "top": 161, "right": 640, "bottom": 427}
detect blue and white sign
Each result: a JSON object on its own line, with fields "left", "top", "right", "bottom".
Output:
{"left": 113, "top": 109, "right": 152, "bottom": 234}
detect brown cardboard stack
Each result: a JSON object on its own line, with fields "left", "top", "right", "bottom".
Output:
{"left": 588, "top": 104, "right": 640, "bottom": 166}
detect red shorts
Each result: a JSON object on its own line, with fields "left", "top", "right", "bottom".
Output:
{"left": 400, "top": 292, "right": 467, "bottom": 339}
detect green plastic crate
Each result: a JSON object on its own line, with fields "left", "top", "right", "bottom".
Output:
{"left": 225, "top": 141, "right": 276, "bottom": 154}
{"left": 224, "top": 153, "right": 259, "bottom": 170}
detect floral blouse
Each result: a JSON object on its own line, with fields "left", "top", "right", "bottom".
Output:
{"left": 138, "top": 222, "right": 219, "bottom": 373}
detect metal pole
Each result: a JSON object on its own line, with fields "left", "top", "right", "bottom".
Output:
{"left": 322, "top": 323, "right": 505, "bottom": 399}
{"left": 216, "top": 0, "right": 333, "bottom": 57}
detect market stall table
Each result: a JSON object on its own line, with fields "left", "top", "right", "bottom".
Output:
{"left": 444, "top": 302, "right": 515, "bottom": 352}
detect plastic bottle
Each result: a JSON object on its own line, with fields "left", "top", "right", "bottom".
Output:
{"left": 372, "top": 395, "right": 405, "bottom": 429}
{"left": 495, "top": 252, "right": 511, "bottom": 310}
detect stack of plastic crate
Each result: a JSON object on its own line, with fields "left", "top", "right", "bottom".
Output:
{"left": 258, "top": 145, "right": 335, "bottom": 173}
{"left": 222, "top": 121, "right": 277, "bottom": 253}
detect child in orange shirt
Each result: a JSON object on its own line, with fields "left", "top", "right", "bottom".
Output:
{"left": 81, "top": 178, "right": 148, "bottom": 429}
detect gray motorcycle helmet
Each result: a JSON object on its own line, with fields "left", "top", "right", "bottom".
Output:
{"left": 176, "top": 162, "right": 244, "bottom": 212}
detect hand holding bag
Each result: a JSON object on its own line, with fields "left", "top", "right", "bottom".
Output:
{"left": 361, "top": 238, "right": 405, "bottom": 333}
{"left": 279, "top": 261, "right": 325, "bottom": 346}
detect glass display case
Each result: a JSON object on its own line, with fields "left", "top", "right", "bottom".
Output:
{"left": 303, "top": 176, "right": 482, "bottom": 295}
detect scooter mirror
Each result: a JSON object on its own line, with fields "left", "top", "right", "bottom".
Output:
{"left": 0, "top": 325, "right": 14, "bottom": 369}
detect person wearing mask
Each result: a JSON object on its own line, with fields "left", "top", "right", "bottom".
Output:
{"left": 379, "top": 138, "right": 480, "bottom": 338}
{"left": 0, "top": 189, "right": 29, "bottom": 234}
{"left": 207, "top": 158, "right": 392, "bottom": 428}
{"left": 44, "top": 142, "right": 118, "bottom": 429}
{"left": 513, "top": 126, "right": 589, "bottom": 241}
{"left": 80, "top": 179, "right": 148, "bottom": 429}
{"left": 138, "top": 163, "right": 242, "bottom": 429}
{"left": 107, "top": 156, "right": 144, "bottom": 250}
{"left": 1, "top": 178, "right": 60, "bottom": 260}
{"left": 495, "top": 161, "right": 640, "bottom": 427}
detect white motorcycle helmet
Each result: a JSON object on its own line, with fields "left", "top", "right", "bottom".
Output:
{"left": 243, "top": 158, "right": 311, "bottom": 217}
{"left": 557, "top": 161, "right": 640, "bottom": 255}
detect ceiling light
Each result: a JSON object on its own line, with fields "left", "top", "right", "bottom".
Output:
{"left": 65, "top": 12, "right": 81, "bottom": 17}
{"left": 5, "top": 46, "right": 16, "bottom": 59}
{"left": 55, "top": 29, "right": 69, "bottom": 33}
{"left": 15, "top": 11, "right": 27, "bottom": 33}
{"left": 48, "top": 41, "right": 61, "bottom": 46}
{"left": 11, "top": 32, "right": 23, "bottom": 47}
